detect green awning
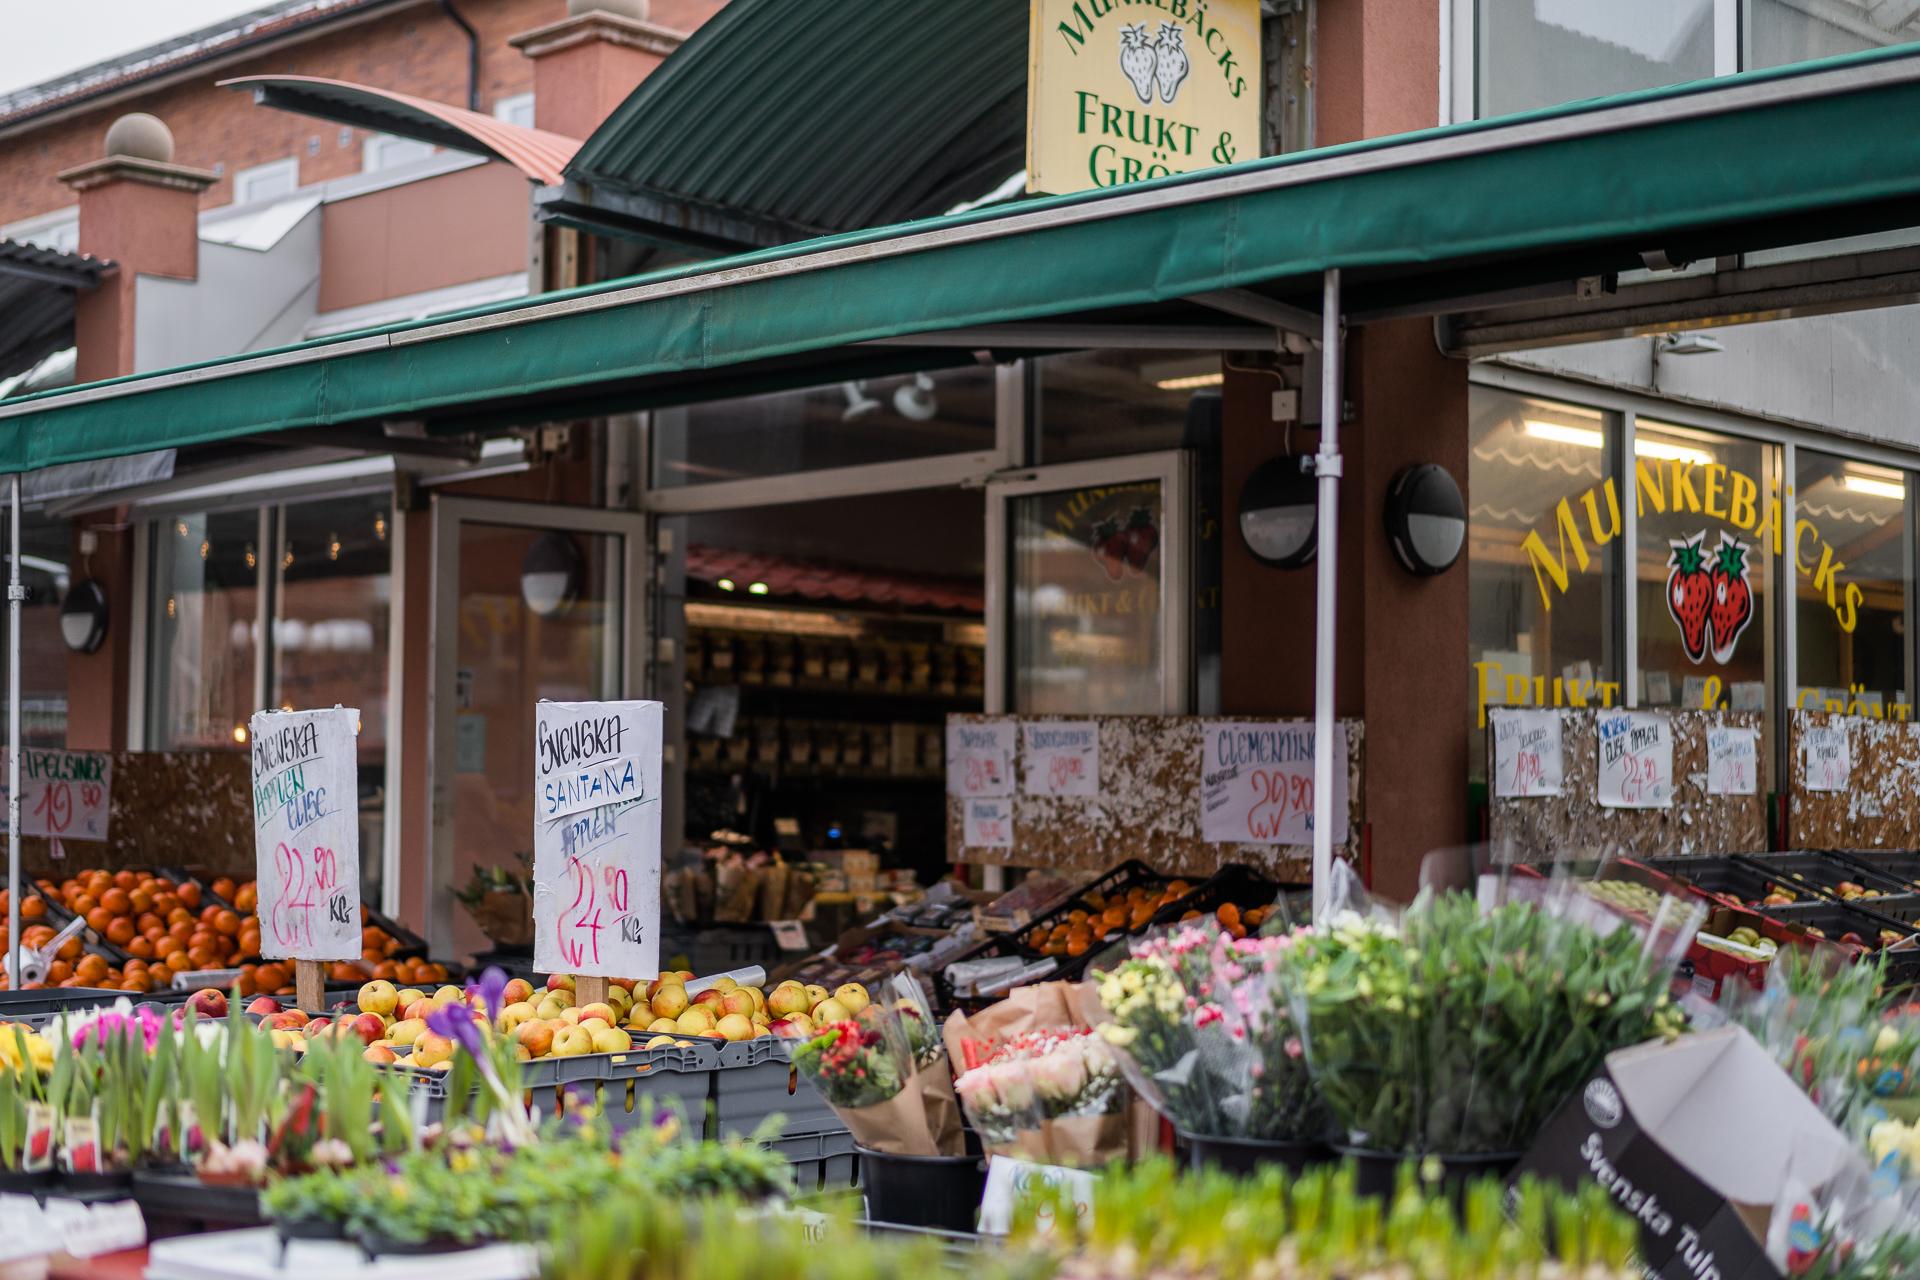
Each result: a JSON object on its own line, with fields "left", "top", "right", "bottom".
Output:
{"left": 548, "top": 0, "right": 1029, "bottom": 248}
{"left": 11, "top": 44, "right": 1920, "bottom": 472}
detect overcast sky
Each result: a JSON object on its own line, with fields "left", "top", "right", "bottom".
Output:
{"left": 0, "top": 0, "right": 271, "bottom": 97}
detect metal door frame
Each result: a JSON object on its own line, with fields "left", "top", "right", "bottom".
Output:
{"left": 427, "top": 495, "right": 648, "bottom": 950}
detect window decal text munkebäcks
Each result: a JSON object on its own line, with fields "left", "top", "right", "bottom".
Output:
{"left": 1027, "top": 0, "right": 1261, "bottom": 196}
{"left": 1523, "top": 458, "right": 1862, "bottom": 642}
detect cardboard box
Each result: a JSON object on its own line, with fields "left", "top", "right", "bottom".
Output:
{"left": 1516, "top": 1027, "right": 1857, "bottom": 1280}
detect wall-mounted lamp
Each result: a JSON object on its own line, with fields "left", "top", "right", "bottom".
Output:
{"left": 60, "top": 579, "right": 109, "bottom": 653}
{"left": 1237, "top": 455, "right": 1318, "bottom": 569}
{"left": 1384, "top": 464, "right": 1466, "bottom": 577}
{"left": 520, "top": 532, "right": 582, "bottom": 617}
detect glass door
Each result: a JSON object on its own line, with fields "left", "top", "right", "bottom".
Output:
{"left": 986, "top": 451, "right": 1191, "bottom": 715}
{"left": 430, "top": 498, "right": 645, "bottom": 957}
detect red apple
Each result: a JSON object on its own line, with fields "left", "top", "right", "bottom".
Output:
{"left": 268, "top": 1010, "right": 309, "bottom": 1030}
{"left": 348, "top": 1013, "right": 387, "bottom": 1045}
{"left": 402, "top": 998, "right": 435, "bottom": 1022}
{"left": 693, "top": 989, "right": 725, "bottom": 1009}
{"left": 305, "top": 1017, "right": 332, "bottom": 1036}
{"left": 246, "top": 996, "right": 281, "bottom": 1017}
{"left": 187, "top": 989, "right": 228, "bottom": 1019}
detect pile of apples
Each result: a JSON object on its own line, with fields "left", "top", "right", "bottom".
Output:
{"left": 246, "top": 974, "right": 880, "bottom": 1067}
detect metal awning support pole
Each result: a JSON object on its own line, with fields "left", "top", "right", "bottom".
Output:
{"left": 7, "top": 473, "right": 19, "bottom": 987}
{"left": 1310, "top": 269, "right": 1343, "bottom": 924}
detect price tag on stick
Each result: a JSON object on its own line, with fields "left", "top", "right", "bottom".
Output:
{"left": 533, "top": 699, "right": 664, "bottom": 982}
{"left": 250, "top": 708, "right": 363, "bottom": 1006}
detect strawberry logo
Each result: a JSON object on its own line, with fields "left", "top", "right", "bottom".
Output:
{"left": 1708, "top": 533, "right": 1755, "bottom": 664}
{"left": 1668, "top": 530, "right": 1757, "bottom": 665}
{"left": 1151, "top": 24, "right": 1190, "bottom": 104}
{"left": 1118, "top": 24, "right": 1156, "bottom": 103}
{"left": 1667, "top": 535, "right": 1713, "bottom": 664}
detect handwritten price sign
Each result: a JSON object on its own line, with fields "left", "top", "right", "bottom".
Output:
{"left": 1490, "top": 709, "right": 1563, "bottom": 799}
{"left": 1707, "top": 726, "right": 1760, "bottom": 796}
{"left": 1801, "top": 723, "right": 1850, "bottom": 793}
{"left": 1199, "top": 722, "right": 1349, "bottom": 845}
{"left": 250, "top": 708, "right": 361, "bottom": 961}
{"left": 946, "top": 719, "right": 1015, "bottom": 798}
{"left": 1596, "top": 709, "right": 1674, "bottom": 809}
{"left": 1022, "top": 722, "right": 1098, "bottom": 798}
{"left": 0, "top": 750, "right": 111, "bottom": 841}
{"left": 533, "top": 700, "right": 662, "bottom": 979}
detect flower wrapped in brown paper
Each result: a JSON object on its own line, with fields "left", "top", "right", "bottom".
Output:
{"left": 789, "top": 1003, "right": 964, "bottom": 1156}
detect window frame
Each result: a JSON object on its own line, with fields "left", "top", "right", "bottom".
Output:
{"left": 232, "top": 156, "right": 300, "bottom": 205}
{"left": 492, "top": 93, "right": 535, "bottom": 127}
{"left": 360, "top": 133, "right": 436, "bottom": 173}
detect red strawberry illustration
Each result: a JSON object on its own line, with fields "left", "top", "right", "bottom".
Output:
{"left": 1120, "top": 507, "right": 1159, "bottom": 572}
{"left": 1709, "top": 534, "right": 1755, "bottom": 664}
{"left": 1091, "top": 518, "right": 1126, "bottom": 581}
{"left": 1667, "top": 535, "right": 1712, "bottom": 663}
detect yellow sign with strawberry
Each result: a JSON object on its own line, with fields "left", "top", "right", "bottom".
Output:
{"left": 1027, "top": 0, "right": 1262, "bottom": 196}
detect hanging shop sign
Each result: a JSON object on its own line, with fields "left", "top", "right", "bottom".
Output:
{"left": 1026, "top": 0, "right": 1262, "bottom": 196}
{"left": 532, "top": 699, "right": 663, "bottom": 979}
{"left": 1521, "top": 457, "right": 1862, "bottom": 653}
{"left": 250, "top": 707, "right": 361, "bottom": 961}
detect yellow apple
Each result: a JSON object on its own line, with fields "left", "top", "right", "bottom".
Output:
{"left": 812, "top": 998, "right": 851, "bottom": 1024}
{"left": 551, "top": 1025, "right": 594, "bottom": 1057}
{"left": 715, "top": 1013, "right": 756, "bottom": 1041}
{"left": 432, "top": 985, "right": 465, "bottom": 1006}
{"left": 497, "top": 1001, "right": 538, "bottom": 1034}
{"left": 645, "top": 1034, "right": 677, "bottom": 1049}
{"left": 535, "top": 997, "right": 567, "bottom": 1021}
{"left": 767, "top": 985, "right": 811, "bottom": 1018}
{"left": 833, "top": 984, "right": 871, "bottom": 1015}
{"left": 502, "top": 978, "right": 534, "bottom": 1005}
{"left": 387, "top": 1018, "right": 428, "bottom": 1047}
{"left": 576, "top": 1002, "right": 618, "bottom": 1027}
{"left": 396, "top": 988, "right": 426, "bottom": 1009}
{"left": 548, "top": 974, "right": 575, "bottom": 992}
{"left": 363, "top": 1044, "right": 398, "bottom": 1064}
{"left": 804, "top": 985, "right": 830, "bottom": 1007}
{"left": 647, "top": 1017, "right": 678, "bottom": 1034}
{"left": 675, "top": 1007, "right": 717, "bottom": 1034}
{"left": 719, "top": 990, "right": 755, "bottom": 1018}
{"left": 516, "top": 1020, "right": 555, "bottom": 1058}
{"left": 650, "top": 985, "right": 689, "bottom": 1020}
{"left": 590, "top": 1026, "right": 632, "bottom": 1054}
{"left": 356, "top": 980, "right": 399, "bottom": 1018}
{"left": 746, "top": 986, "right": 766, "bottom": 1013}
{"left": 711, "top": 976, "right": 737, "bottom": 993}
{"left": 411, "top": 1033, "right": 453, "bottom": 1068}
{"left": 579, "top": 1016, "right": 611, "bottom": 1033}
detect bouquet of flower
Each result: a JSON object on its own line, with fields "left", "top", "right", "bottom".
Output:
{"left": 1094, "top": 921, "right": 1323, "bottom": 1144}
{"left": 791, "top": 1006, "right": 956, "bottom": 1155}
{"left": 953, "top": 1027, "right": 1125, "bottom": 1165}
{"left": 1291, "top": 888, "right": 1690, "bottom": 1156}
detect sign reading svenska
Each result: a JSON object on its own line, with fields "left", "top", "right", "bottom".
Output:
{"left": 1027, "top": 0, "right": 1261, "bottom": 197}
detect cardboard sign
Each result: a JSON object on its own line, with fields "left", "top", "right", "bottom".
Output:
{"left": 1706, "top": 727, "right": 1759, "bottom": 796}
{"left": 0, "top": 749, "right": 111, "bottom": 842}
{"left": 946, "top": 719, "right": 1015, "bottom": 798}
{"left": 1596, "top": 709, "right": 1673, "bottom": 809}
{"left": 250, "top": 708, "right": 362, "bottom": 961}
{"left": 533, "top": 700, "right": 663, "bottom": 978}
{"left": 963, "top": 797, "right": 1014, "bottom": 849}
{"left": 1199, "top": 721, "right": 1349, "bottom": 845}
{"left": 1515, "top": 1027, "right": 1858, "bottom": 1280}
{"left": 1022, "top": 721, "right": 1099, "bottom": 797}
{"left": 977, "top": 1156, "right": 1097, "bottom": 1236}
{"left": 1801, "top": 723, "right": 1850, "bottom": 792}
{"left": 768, "top": 920, "right": 810, "bottom": 952}
{"left": 1491, "top": 709, "right": 1563, "bottom": 798}
{"left": 1026, "top": 0, "right": 1261, "bottom": 197}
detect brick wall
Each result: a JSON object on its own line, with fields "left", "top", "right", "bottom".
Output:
{"left": 0, "top": 0, "right": 722, "bottom": 228}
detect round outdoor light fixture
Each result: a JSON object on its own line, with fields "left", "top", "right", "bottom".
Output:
{"left": 60, "top": 579, "right": 109, "bottom": 654}
{"left": 1238, "top": 454, "right": 1319, "bottom": 569}
{"left": 520, "top": 532, "right": 583, "bottom": 617}
{"left": 1385, "top": 463, "right": 1466, "bottom": 576}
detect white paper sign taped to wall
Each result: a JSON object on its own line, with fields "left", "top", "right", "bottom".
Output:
{"left": 1596, "top": 709, "right": 1673, "bottom": 809}
{"left": 1801, "top": 723, "right": 1850, "bottom": 793}
{"left": 1706, "top": 727, "right": 1759, "bottom": 796}
{"left": 533, "top": 699, "right": 663, "bottom": 978}
{"left": 1199, "top": 722, "right": 1348, "bottom": 844}
{"left": 1022, "top": 721, "right": 1099, "bottom": 797}
{"left": 1491, "top": 709, "right": 1563, "bottom": 798}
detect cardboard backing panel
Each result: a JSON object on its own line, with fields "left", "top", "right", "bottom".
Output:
{"left": 1487, "top": 709, "right": 1766, "bottom": 856}
{"left": 1789, "top": 709, "right": 1920, "bottom": 849}
{"left": 4, "top": 751, "right": 252, "bottom": 879}
{"left": 943, "top": 715, "right": 1362, "bottom": 877}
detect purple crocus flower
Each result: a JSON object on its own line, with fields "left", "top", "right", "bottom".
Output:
{"left": 466, "top": 966, "right": 510, "bottom": 1024}
{"left": 425, "top": 1001, "right": 486, "bottom": 1059}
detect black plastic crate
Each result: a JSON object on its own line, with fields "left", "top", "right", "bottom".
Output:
{"left": 1640, "top": 855, "right": 1814, "bottom": 910}
{"left": 711, "top": 1037, "right": 838, "bottom": 1138}
{"left": 1759, "top": 897, "right": 1920, "bottom": 969}
{"left": 1820, "top": 850, "right": 1920, "bottom": 894}
{"left": 770, "top": 1125, "right": 859, "bottom": 1195}
{"left": 1143, "top": 863, "right": 1290, "bottom": 931}
{"left": 660, "top": 922, "right": 783, "bottom": 977}
{"left": 1735, "top": 852, "right": 1916, "bottom": 903}
{"left": 0, "top": 986, "right": 128, "bottom": 1018}
{"left": 404, "top": 1042, "right": 718, "bottom": 1136}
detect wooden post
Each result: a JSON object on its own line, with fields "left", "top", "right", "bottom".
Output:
{"left": 295, "top": 959, "right": 325, "bottom": 1014}
{"left": 575, "top": 975, "right": 609, "bottom": 1008}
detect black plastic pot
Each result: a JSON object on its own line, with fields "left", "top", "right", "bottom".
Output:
{"left": 274, "top": 1216, "right": 346, "bottom": 1264}
{"left": 0, "top": 1169, "right": 48, "bottom": 1195}
{"left": 1334, "top": 1146, "right": 1522, "bottom": 1201}
{"left": 356, "top": 1231, "right": 485, "bottom": 1260}
{"left": 1183, "top": 1131, "right": 1328, "bottom": 1176}
{"left": 857, "top": 1146, "right": 987, "bottom": 1233}
{"left": 56, "top": 1168, "right": 134, "bottom": 1199}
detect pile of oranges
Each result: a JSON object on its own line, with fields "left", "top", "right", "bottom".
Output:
{"left": 1026, "top": 879, "right": 1196, "bottom": 958}
{"left": 1175, "top": 900, "right": 1272, "bottom": 940}
{"left": 0, "top": 868, "right": 443, "bottom": 995}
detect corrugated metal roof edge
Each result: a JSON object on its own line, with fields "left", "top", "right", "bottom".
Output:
{"left": 7, "top": 38, "right": 1920, "bottom": 416}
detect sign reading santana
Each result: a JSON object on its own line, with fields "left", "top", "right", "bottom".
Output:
{"left": 1027, "top": 0, "right": 1261, "bottom": 196}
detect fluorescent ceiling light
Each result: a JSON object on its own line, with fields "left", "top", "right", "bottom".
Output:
{"left": 1843, "top": 474, "right": 1906, "bottom": 500}
{"left": 1155, "top": 371, "right": 1224, "bottom": 390}
{"left": 1522, "top": 420, "right": 1713, "bottom": 466}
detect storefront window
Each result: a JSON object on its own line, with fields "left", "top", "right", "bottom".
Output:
{"left": 149, "top": 511, "right": 260, "bottom": 750}
{"left": 18, "top": 516, "right": 73, "bottom": 746}
{"left": 1476, "top": 0, "right": 1713, "bottom": 117}
{"left": 1034, "top": 352, "right": 1216, "bottom": 464}
{"left": 1794, "top": 452, "right": 1912, "bottom": 718}
{"left": 650, "top": 366, "right": 995, "bottom": 488}
{"left": 1467, "top": 389, "right": 1621, "bottom": 781}
{"left": 1745, "top": 0, "right": 1920, "bottom": 70}
{"left": 1634, "top": 422, "right": 1778, "bottom": 715}
{"left": 1010, "top": 477, "right": 1167, "bottom": 715}
{"left": 274, "top": 495, "right": 392, "bottom": 904}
